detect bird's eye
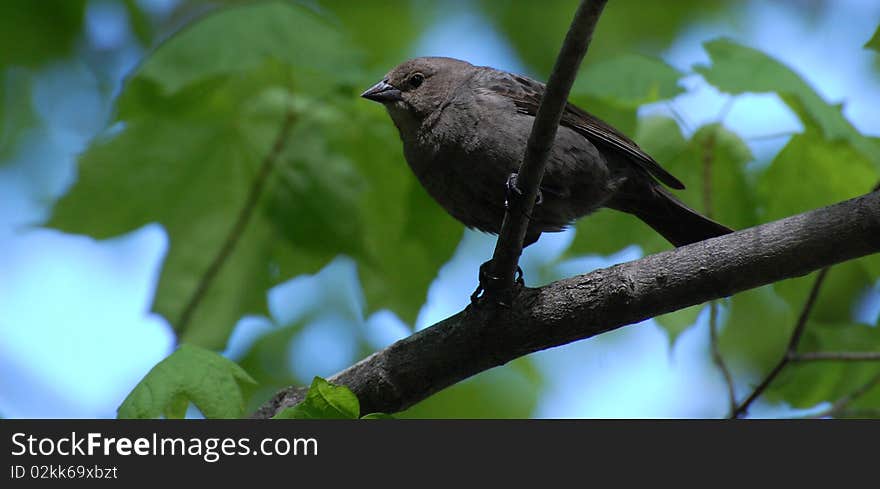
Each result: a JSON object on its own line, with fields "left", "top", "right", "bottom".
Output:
{"left": 409, "top": 73, "right": 425, "bottom": 88}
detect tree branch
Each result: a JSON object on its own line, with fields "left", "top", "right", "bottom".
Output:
{"left": 486, "top": 0, "right": 607, "bottom": 299}
{"left": 254, "top": 190, "right": 880, "bottom": 418}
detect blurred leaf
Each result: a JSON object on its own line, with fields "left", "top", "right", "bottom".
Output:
{"left": 50, "top": 70, "right": 286, "bottom": 348}
{"left": 316, "top": 0, "right": 436, "bottom": 71}
{"left": 0, "top": 0, "right": 86, "bottom": 69}
{"left": 479, "top": 0, "right": 730, "bottom": 75}
{"left": 757, "top": 130, "right": 877, "bottom": 215}
{"left": 719, "top": 286, "right": 795, "bottom": 373}
{"left": 137, "top": 1, "right": 363, "bottom": 95}
{"left": 238, "top": 320, "right": 303, "bottom": 405}
{"left": 399, "top": 358, "right": 542, "bottom": 418}
{"left": 767, "top": 322, "right": 880, "bottom": 410}
{"left": 123, "top": 0, "right": 157, "bottom": 47}
{"left": 573, "top": 55, "right": 683, "bottom": 108}
{"left": 569, "top": 55, "right": 683, "bottom": 135}
{"left": 866, "top": 25, "right": 880, "bottom": 51}
{"left": 755, "top": 130, "right": 880, "bottom": 321}
{"left": 0, "top": 69, "right": 39, "bottom": 162}
{"left": 775, "top": 260, "right": 876, "bottom": 328}
{"left": 656, "top": 305, "right": 705, "bottom": 346}
{"left": 50, "top": 2, "right": 458, "bottom": 349}
{"left": 696, "top": 38, "right": 880, "bottom": 168}
{"left": 273, "top": 376, "right": 360, "bottom": 419}
{"left": 118, "top": 344, "right": 256, "bottom": 419}
{"left": 267, "top": 102, "right": 461, "bottom": 325}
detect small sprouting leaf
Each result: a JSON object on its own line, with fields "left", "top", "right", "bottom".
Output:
{"left": 273, "top": 377, "right": 360, "bottom": 419}
{"left": 118, "top": 344, "right": 256, "bottom": 419}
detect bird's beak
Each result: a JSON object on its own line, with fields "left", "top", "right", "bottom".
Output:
{"left": 361, "top": 79, "right": 402, "bottom": 103}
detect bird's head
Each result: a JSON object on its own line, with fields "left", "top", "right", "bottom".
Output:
{"left": 361, "top": 57, "right": 474, "bottom": 130}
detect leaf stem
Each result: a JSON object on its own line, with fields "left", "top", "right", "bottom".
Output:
{"left": 176, "top": 111, "right": 296, "bottom": 339}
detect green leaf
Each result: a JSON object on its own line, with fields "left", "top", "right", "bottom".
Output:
{"left": 774, "top": 260, "right": 876, "bottom": 328}
{"left": 0, "top": 0, "right": 86, "bottom": 69}
{"left": 656, "top": 305, "right": 705, "bottom": 345}
{"left": 719, "top": 286, "right": 795, "bottom": 373}
{"left": 317, "top": 0, "right": 437, "bottom": 70}
{"left": 568, "top": 56, "right": 682, "bottom": 136}
{"left": 135, "top": 1, "right": 362, "bottom": 95}
{"left": 755, "top": 131, "right": 879, "bottom": 311}
{"left": 479, "top": 0, "right": 725, "bottom": 75}
{"left": 767, "top": 322, "right": 880, "bottom": 410}
{"left": 118, "top": 344, "right": 256, "bottom": 419}
{"left": 49, "top": 2, "right": 458, "bottom": 349}
{"left": 757, "top": 132, "right": 877, "bottom": 221}
{"left": 0, "top": 69, "right": 39, "bottom": 162}
{"left": 695, "top": 38, "right": 880, "bottom": 168}
{"left": 866, "top": 25, "right": 880, "bottom": 51}
{"left": 49, "top": 70, "right": 285, "bottom": 348}
{"left": 273, "top": 377, "right": 360, "bottom": 419}
{"left": 573, "top": 55, "right": 683, "bottom": 108}
{"left": 399, "top": 358, "right": 542, "bottom": 418}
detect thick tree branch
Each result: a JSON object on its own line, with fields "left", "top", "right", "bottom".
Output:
{"left": 486, "top": 0, "right": 607, "bottom": 299}
{"left": 254, "top": 190, "right": 880, "bottom": 418}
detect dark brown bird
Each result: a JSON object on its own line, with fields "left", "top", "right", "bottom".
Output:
{"left": 362, "top": 56, "right": 732, "bottom": 249}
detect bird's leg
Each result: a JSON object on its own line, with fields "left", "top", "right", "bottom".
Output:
{"left": 505, "top": 173, "right": 543, "bottom": 209}
{"left": 470, "top": 260, "right": 525, "bottom": 307}
{"left": 470, "top": 173, "right": 537, "bottom": 306}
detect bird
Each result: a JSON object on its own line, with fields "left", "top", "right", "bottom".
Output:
{"left": 361, "top": 57, "right": 732, "bottom": 293}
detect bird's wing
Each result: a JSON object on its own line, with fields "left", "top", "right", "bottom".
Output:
{"left": 486, "top": 71, "right": 685, "bottom": 190}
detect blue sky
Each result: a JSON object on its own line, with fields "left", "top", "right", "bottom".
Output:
{"left": 1, "top": 0, "right": 878, "bottom": 418}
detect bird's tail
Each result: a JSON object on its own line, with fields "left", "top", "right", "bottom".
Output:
{"left": 612, "top": 184, "right": 733, "bottom": 247}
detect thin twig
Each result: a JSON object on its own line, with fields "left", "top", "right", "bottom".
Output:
{"left": 730, "top": 267, "right": 830, "bottom": 418}
{"left": 808, "top": 371, "right": 880, "bottom": 418}
{"left": 791, "top": 352, "right": 880, "bottom": 362}
{"left": 176, "top": 111, "right": 296, "bottom": 338}
{"left": 484, "top": 0, "right": 607, "bottom": 302}
{"left": 701, "top": 126, "right": 737, "bottom": 415}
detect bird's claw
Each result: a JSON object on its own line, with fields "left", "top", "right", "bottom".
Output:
{"left": 470, "top": 261, "right": 525, "bottom": 307}
{"left": 505, "top": 173, "right": 542, "bottom": 210}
